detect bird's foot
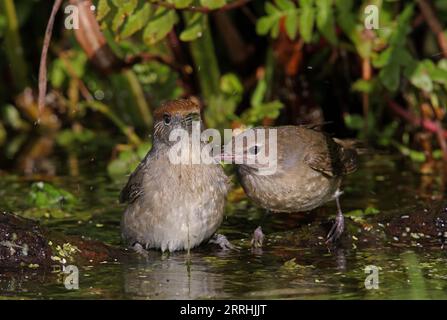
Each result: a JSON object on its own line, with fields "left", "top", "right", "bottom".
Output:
{"left": 251, "top": 226, "right": 265, "bottom": 249}
{"left": 209, "top": 234, "right": 237, "bottom": 251}
{"left": 130, "top": 242, "right": 149, "bottom": 257}
{"left": 326, "top": 213, "right": 344, "bottom": 245}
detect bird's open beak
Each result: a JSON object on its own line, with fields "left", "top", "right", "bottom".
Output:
{"left": 215, "top": 152, "right": 249, "bottom": 164}
{"left": 213, "top": 152, "right": 234, "bottom": 163}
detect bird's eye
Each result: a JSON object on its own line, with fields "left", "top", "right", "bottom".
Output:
{"left": 249, "top": 145, "right": 260, "bottom": 155}
{"left": 163, "top": 113, "right": 171, "bottom": 125}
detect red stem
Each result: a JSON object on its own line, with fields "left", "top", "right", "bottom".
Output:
{"left": 38, "top": 0, "right": 63, "bottom": 113}
{"left": 387, "top": 100, "right": 447, "bottom": 138}
{"left": 149, "top": 0, "right": 252, "bottom": 13}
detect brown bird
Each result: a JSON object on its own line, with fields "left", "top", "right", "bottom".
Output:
{"left": 221, "top": 125, "right": 358, "bottom": 245}
{"left": 120, "top": 99, "right": 230, "bottom": 253}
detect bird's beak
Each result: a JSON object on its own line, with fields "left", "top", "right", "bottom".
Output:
{"left": 215, "top": 151, "right": 247, "bottom": 164}
{"left": 218, "top": 153, "right": 236, "bottom": 163}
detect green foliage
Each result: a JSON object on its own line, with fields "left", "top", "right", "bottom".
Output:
{"left": 180, "top": 13, "right": 205, "bottom": 41}
{"left": 257, "top": 0, "right": 299, "bottom": 39}
{"left": 56, "top": 129, "right": 96, "bottom": 149}
{"left": 107, "top": 142, "right": 151, "bottom": 178}
{"left": 27, "top": 182, "right": 77, "bottom": 209}
{"left": 2, "top": 0, "right": 447, "bottom": 173}
{"left": 316, "top": 0, "right": 337, "bottom": 45}
{"left": 257, "top": 0, "right": 339, "bottom": 42}
{"left": 49, "top": 51, "right": 87, "bottom": 89}
{"left": 143, "top": 7, "right": 178, "bottom": 45}
{"left": 346, "top": 206, "right": 380, "bottom": 217}
{"left": 0, "top": 13, "right": 6, "bottom": 38}
{"left": 375, "top": 5, "right": 414, "bottom": 92}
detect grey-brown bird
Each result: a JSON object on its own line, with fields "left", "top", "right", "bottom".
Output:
{"left": 221, "top": 125, "right": 358, "bottom": 245}
{"left": 120, "top": 99, "right": 229, "bottom": 253}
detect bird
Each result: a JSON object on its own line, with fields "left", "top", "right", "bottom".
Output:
{"left": 220, "top": 125, "right": 358, "bottom": 245}
{"left": 120, "top": 99, "right": 230, "bottom": 253}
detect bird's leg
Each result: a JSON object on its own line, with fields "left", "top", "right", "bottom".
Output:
{"left": 326, "top": 189, "right": 345, "bottom": 244}
{"left": 209, "top": 234, "right": 236, "bottom": 250}
{"left": 251, "top": 226, "right": 265, "bottom": 249}
{"left": 251, "top": 210, "right": 270, "bottom": 249}
{"left": 130, "top": 242, "right": 148, "bottom": 257}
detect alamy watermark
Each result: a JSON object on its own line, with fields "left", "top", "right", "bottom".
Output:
{"left": 364, "top": 5, "right": 379, "bottom": 30}
{"left": 167, "top": 122, "right": 278, "bottom": 175}
{"left": 364, "top": 265, "right": 379, "bottom": 290}
{"left": 63, "top": 265, "right": 79, "bottom": 290}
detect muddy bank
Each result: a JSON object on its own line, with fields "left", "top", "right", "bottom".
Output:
{"left": 266, "top": 202, "right": 447, "bottom": 251}
{"left": 0, "top": 211, "right": 128, "bottom": 271}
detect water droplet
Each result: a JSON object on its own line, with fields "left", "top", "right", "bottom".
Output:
{"left": 94, "top": 90, "right": 105, "bottom": 100}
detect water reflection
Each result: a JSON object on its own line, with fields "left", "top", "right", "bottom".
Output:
{"left": 123, "top": 255, "right": 225, "bottom": 299}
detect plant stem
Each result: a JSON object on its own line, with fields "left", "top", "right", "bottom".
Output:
{"left": 0, "top": 0, "right": 29, "bottom": 91}
{"left": 123, "top": 70, "right": 153, "bottom": 129}
{"left": 387, "top": 100, "right": 447, "bottom": 138}
{"left": 150, "top": 0, "right": 252, "bottom": 14}
{"left": 416, "top": 0, "right": 447, "bottom": 58}
{"left": 83, "top": 101, "right": 142, "bottom": 146}
{"left": 184, "top": 13, "right": 221, "bottom": 101}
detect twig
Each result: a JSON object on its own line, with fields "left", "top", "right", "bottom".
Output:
{"left": 435, "top": 120, "right": 447, "bottom": 161}
{"left": 416, "top": 0, "right": 447, "bottom": 58}
{"left": 58, "top": 51, "right": 94, "bottom": 102}
{"left": 124, "top": 53, "right": 183, "bottom": 73}
{"left": 361, "top": 57, "right": 371, "bottom": 133}
{"left": 387, "top": 100, "right": 447, "bottom": 138}
{"left": 149, "top": 0, "right": 252, "bottom": 13}
{"left": 38, "top": 0, "right": 64, "bottom": 113}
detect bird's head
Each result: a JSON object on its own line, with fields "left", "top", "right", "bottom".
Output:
{"left": 220, "top": 127, "right": 278, "bottom": 176}
{"left": 153, "top": 99, "right": 202, "bottom": 144}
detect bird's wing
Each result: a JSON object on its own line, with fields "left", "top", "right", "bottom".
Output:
{"left": 303, "top": 134, "right": 354, "bottom": 177}
{"left": 119, "top": 159, "right": 147, "bottom": 204}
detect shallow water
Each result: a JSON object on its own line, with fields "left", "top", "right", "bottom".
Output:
{"left": 1, "top": 154, "right": 447, "bottom": 299}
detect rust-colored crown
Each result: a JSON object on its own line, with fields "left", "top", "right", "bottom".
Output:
{"left": 154, "top": 99, "right": 201, "bottom": 121}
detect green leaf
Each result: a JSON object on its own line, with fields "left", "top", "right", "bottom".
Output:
{"left": 169, "top": 0, "right": 193, "bottom": 8}
{"left": 120, "top": 3, "right": 152, "bottom": 38}
{"left": 344, "top": 114, "right": 364, "bottom": 130}
{"left": 200, "top": 0, "right": 226, "bottom": 10}
{"left": 408, "top": 61, "right": 434, "bottom": 92}
{"left": 380, "top": 63, "right": 400, "bottom": 92}
{"left": 97, "top": 0, "right": 111, "bottom": 21}
{"left": 251, "top": 77, "right": 267, "bottom": 107}
{"left": 256, "top": 16, "right": 277, "bottom": 35}
{"left": 56, "top": 129, "right": 95, "bottom": 147}
{"left": 377, "top": 5, "right": 414, "bottom": 91}
{"left": 351, "top": 79, "right": 374, "bottom": 93}
{"left": 143, "top": 8, "right": 178, "bottom": 45}
{"left": 428, "top": 62, "right": 447, "bottom": 87}
{"left": 242, "top": 100, "right": 283, "bottom": 125}
{"left": 111, "top": 0, "right": 138, "bottom": 32}
{"left": 334, "top": 0, "right": 353, "bottom": 13}
{"left": 285, "top": 12, "right": 298, "bottom": 40}
{"left": 180, "top": 13, "right": 205, "bottom": 41}
{"left": 316, "top": 0, "right": 337, "bottom": 45}
{"left": 27, "top": 182, "right": 77, "bottom": 209}
{"left": 220, "top": 73, "right": 244, "bottom": 101}
{"left": 266, "top": 2, "right": 280, "bottom": 15}
{"left": 438, "top": 59, "right": 447, "bottom": 71}
{"left": 276, "top": 0, "right": 295, "bottom": 11}
{"left": 50, "top": 60, "right": 66, "bottom": 88}
{"left": 299, "top": 0, "right": 315, "bottom": 43}
{"left": 256, "top": 1, "right": 297, "bottom": 38}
